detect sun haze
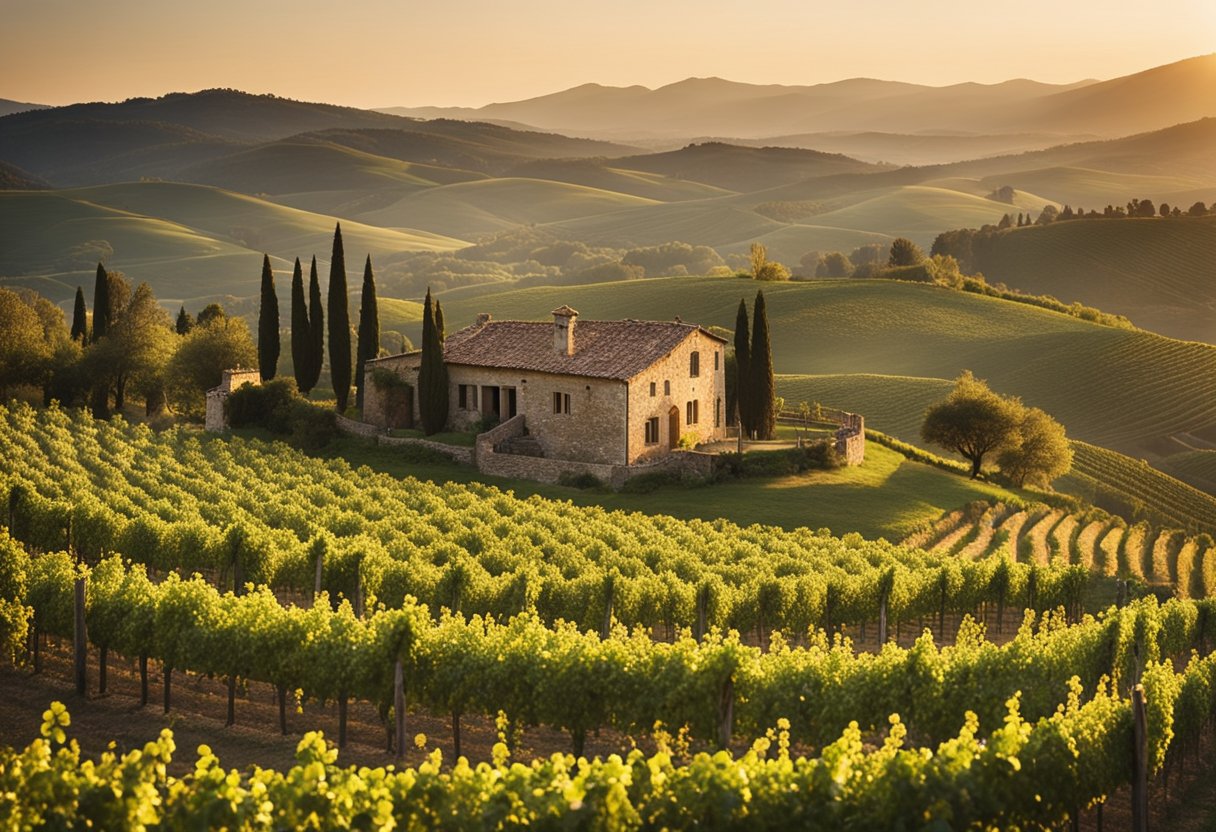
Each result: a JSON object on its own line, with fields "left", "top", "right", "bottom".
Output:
{"left": 3, "top": 0, "right": 1214, "bottom": 107}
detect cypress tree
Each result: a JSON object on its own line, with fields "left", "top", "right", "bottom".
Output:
{"left": 306, "top": 255, "right": 324, "bottom": 393}
{"left": 417, "top": 288, "right": 449, "bottom": 435}
{"left": 175, "top": 306, "right": 193, "bottom": 335}
{"left": 91, "top": 263, "right": 111, "bottom": 341}
{"left": 434, "top": 299, "right": 445, "bottom": 343}
{"left": 750, "top": 289, "right": 775, "bottom": 441}
{"left": 355, "top": 255, "right": 379, "bottom": 410}
{"left": 327, "top": 224, "right": 352, "bottom": 411}
{"left": 290, "top": 258, "right": 310, "bottom": 392}
{"left": 257, "top": 254, "right": 280, "bottom": 381}
{"left": 71, "top": 287, "right": 88, "bottom": 343}
{"left": 733, "top": 298, "right": 751, "bottom": 435}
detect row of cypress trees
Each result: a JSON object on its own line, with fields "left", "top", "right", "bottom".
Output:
{"left": 733, "top": 289, "right": 775, "bottom": 440}
{"left": 257, "top": 223, "right": 380, "bottom": 412}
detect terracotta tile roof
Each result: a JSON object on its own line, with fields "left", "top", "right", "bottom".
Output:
{"left": 442, "top": 319, "right": 725, "bottom": 381}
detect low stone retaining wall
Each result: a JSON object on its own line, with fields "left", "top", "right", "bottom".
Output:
{"left": 335, "top": 414, "right": 474, "bottom": 464}
{"left": 478, "top": 446, "right": 715, "bottom": 489}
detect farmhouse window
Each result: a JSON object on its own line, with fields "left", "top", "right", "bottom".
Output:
{"left": 715, "top": 351, "right": 720, "bottom": 371}
{"left": 458, "top": 384, "right": 479, "bottom": 410}
{"left": 553, "top": 392, "right": 571, "bottom": 414}
{"left": 645, "top": 417, "right": 659, "bottom": 444}
{"left": 650, "top": 381, "right": 656, "bottom": 397}
{"left": 716, "top": 397, "right": 722, "bottom": 427}
{"left": 664, "top": 380, "right": 670, "bottom": 396}
{"left": 690, "top": 351, "right": 700, "bottom": 377}
{"left": 686, "top": 400, "right": 699, "bottom": 425}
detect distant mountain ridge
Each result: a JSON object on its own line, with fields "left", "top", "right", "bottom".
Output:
{"left": 0, "top": 98, "right": 48, "bottom": 118}
{"left": 380, "top": 55, "right": 1214, "bottom": 142}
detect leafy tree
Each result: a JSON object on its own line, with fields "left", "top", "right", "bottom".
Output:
{"left": 70, "top": 287, "right": 88, "bottom": 343}
{"left": 290, "top": 258, "right": 310, "bottom": 393}
{"left": 749, "top": 243, "right": 768, "bottom": 279}
{"left": 816, "top": 252, "right": 853, "bottom": 278}
{"left": 888, "top": 238, "right": 924, "bottom": 267}
{"left": 0, "top": 289, "right": 51, "bottom": 399}
{"left": 327, "top": 225, "right": 351, "bottom": 412}
{"left": 849, "top": 243, "right": 886, "bottom": 267}
{"left": 749, "top": 290, "right": 775, "bottom": 440}
{"left": 417, "top": 288, "right": 448, "bottom": 435}
{"left": 196, "top": 304, "right": 226, "bottom": 328}
{"left": 166, "top": 316, "right": 257, "bottom": 418}
{"left": 921, "top": 371, "right": 1023, "bottom": 479}
{"left": 798, "top": 251, "right": 823, "bottom": 275}
{"left": 175, "top": 306, "right": 193, "bottom": 336}
{"left": 733, "top": 298, "right": 751, "bottom": 433}
{"left": 997, "top": 406, "right": 1072, "bottom": 487}
{"left": 88, "top": 284, "right": 176, "bottom": 416}
{"left": 257, "top": 255, "right": 280, "bottom": 382}
{"left": 306, "top": 256, "right": 324, "bottom": 394}
{"left": 1159, "top": 202, "right": 1171, "bottom": 217}
{"left": 354, "top": 255, "right": 379, "bottom": 411}
{"left": 1188, "top": 201, "right": 1208, "bottom": 217}
{"left": 1035, "top": 205, "right": 1059, "bottom": 225}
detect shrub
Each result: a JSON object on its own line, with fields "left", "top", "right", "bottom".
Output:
{"left": 226, "top": 378, "right": 298, "bottom": 433}
{"left": 557, "top": 471, "right": 604, "bottom": 490}
{"left": 286, "top": 400, "right": 338, "bottom": 450}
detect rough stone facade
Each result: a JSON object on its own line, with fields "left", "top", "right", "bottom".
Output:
{"left": 625, "top": 329, "right": 726, "bottom": 464}
{"left": 834, "top": 412, "right": 866, "bottom": 466}
{"left": 204, "top": 369, "right": 261, "bottom": 432}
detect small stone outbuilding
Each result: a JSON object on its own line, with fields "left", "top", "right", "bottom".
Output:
{"left": 205, "top": 369, "right": 261, "bottom": 432}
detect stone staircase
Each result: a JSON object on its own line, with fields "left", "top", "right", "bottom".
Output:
{"left": 497, "top": 434, "right": 545, "bottom": 457}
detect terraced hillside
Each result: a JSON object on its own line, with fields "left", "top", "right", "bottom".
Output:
{"left": 905, "top": 499, "right": 1216, "bottom": 599}
{"left": 437, "top": 277, "right": 1216, "bottom": 466}
{"left": 1061, "top": 442, "right": 1216, "bottom": 534}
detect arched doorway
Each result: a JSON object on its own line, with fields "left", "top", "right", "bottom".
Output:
{"left": 668, "top": 405, "right": 679, "bottom": 450}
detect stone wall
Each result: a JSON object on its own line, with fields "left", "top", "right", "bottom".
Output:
{"left": 834, "top": 412, "right": 865, "bottom": 466}
{"left": 625, "top": 330, "right": 727, "bottom": 464}
{"left": 334, "top": 413, "right": 473, "bottom": 464}
{"left": 362, "top": 353, "right": 421, "bottom": 429}
{"left": 477, "top": 440, "right": 716, "bottom": 489}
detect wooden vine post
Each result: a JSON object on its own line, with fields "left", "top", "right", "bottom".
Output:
{"left": 394, "top": 658, "right": 406, "bottom": 761}
{"left": 1130, "top": 684, "right": 1148, "bottom": 832}
{"left": 877, "top": 589, "right": 889, "bottom": 645}
{"left": 716, "top": 674, "right": 734, "bottom": 750}
{"left": 73, "top": 577, "right": 87, "bottom": 696}
{"left": 694, "top": 584, "right": 708, "bottom": 641}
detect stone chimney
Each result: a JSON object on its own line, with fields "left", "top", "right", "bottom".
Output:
{"left": 476, "top": 312, "right": 492, "bottom": 326}
{"left": 551, "top": 305, "right": 579, "bottom": 356}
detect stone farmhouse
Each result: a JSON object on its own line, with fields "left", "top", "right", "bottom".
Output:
{"left": 361, "top": 306, "right": 728, "bottom": 484}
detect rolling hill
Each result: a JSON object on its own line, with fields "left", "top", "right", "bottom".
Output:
{"left": 432, "top": 276, "right": 1216, "bottom": 469}
{"left": 356, "top": 177, "right": 659, "bottom": 239}
{"left": 180, "top": 139, "right": 485, "bottom": 195}
{"left": 609, "top": 143, "right": 885, "bottom": 192}
{"left": 0, "top": 98, "right": 48, "bottom": 117}
{"left": 948, "top": 216, "right": 1216, "bottom": 344}
{"left": 0, "top": 182, "right": 465, "bottom": 305}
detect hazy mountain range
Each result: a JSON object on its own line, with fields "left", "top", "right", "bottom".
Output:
{"left": 380, "top": 54, "right": 1216, "bottom": 147}
{"left": 1, "top": 54, "right": 1214, "bottom": 344}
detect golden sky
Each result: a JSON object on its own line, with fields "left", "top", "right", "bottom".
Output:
{"left": 4, "top": 0, "right": 1214, "bottom": 107}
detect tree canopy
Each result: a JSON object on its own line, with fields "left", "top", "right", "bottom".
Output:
{"left": 922, "top": 371, "right": 1071, "bottom": 485}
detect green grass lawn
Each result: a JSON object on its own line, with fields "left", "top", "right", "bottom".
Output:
{"left": 320, "top": 438, "right": 1022, "bottom": 543}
